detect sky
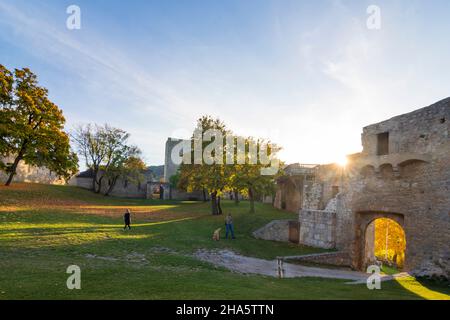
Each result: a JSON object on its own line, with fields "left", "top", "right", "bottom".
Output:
{"left": 1, "top": 0, "right": 449, "bottom": 166}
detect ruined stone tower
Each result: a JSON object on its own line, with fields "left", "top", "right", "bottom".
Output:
{"left": 163, "top": 137, "right": 187, "bottom": 183}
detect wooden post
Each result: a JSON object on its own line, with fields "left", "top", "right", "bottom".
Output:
{"left": 277, "top": 258, "right": 284, "bottom": 278}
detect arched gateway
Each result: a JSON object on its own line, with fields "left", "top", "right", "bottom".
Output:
{"left": 355, "top": 211, "right": 406, "bottom": 271}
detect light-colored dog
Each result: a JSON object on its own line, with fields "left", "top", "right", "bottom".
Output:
{"left": 212, "top": 228, "right": 221, "bottom": 241}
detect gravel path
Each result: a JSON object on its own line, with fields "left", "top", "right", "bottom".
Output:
{"left": 195, "top": 249, "right": 408, "bottom": 283}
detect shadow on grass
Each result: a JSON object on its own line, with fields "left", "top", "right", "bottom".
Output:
{"left": 3, "top": 184, "right": 448, "bottom": 299}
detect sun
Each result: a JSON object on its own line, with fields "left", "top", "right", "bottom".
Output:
{"left": 336, "top": 156, "right": 348, "bottom": 167}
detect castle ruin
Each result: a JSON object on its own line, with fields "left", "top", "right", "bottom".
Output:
{"left": 255, "top": 98, "right": 450, "bottom": 279}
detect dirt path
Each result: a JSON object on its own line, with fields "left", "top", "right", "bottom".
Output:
{"left": 195, "top": 249, "right": 408, "bottom": 283}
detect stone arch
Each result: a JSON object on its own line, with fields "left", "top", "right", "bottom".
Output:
{"left": 398, "top": 159, "right": 427, "bottom": 167}
{"left": 379, "top": 163, "right": 394, "bottom": 179}
{"left": 355, "top": 211, "right": 406, "bottom": 271}
{"left": 282, "top": 177, "right": 302, "bottom": 212}
{"left": 398, "top": 159, "right": 428, "bottom": 179}
{"left": 360, "top": 165, "right": 375, "bottom": 178}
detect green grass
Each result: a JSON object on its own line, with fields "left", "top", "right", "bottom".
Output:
{"left": 381, "top": 265, "right": 401, "bottom": 275}
{"left": 0, "top": 183, "right": 449, "bottom": 300}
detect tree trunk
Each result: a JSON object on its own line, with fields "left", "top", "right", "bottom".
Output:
{"left": 217, "top": 196, "right": 223, "bottom": 214}
{"left": 202, "top": 188, "right": 207, "bottom": 202}
{"left": 233, "top": 189, "right": 239, "bottom": 205}
{"left": 92, "top": 169, "right": 98, "bottom": 191}
{"left": 248, "top": 187, "right": 255, "bottom": 213}
{"left": 210, "top": 191, "right": 219, "bottom": 215}
{"left": 95, "top": 175, "right": 104, "bottom": 193}
{"left": 5, "top": 154, "right": 23, "bottom": 186}
{"left": 104, "top": 176, "right": 118, "bottom": 196}
{"left": 5, "top": 140, "right": 28, "bottom": 186}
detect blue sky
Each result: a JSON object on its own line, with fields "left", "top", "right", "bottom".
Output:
{"left": 1, "top": 0, "right": 449, "bottom": 166}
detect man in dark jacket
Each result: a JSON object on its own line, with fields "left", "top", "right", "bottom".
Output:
{"left": 124, "top": 209, "right": 131, "bottom": 230}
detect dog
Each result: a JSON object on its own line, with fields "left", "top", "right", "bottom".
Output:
{"left": 212, "top": 228, "right": 221, "bottom": 241}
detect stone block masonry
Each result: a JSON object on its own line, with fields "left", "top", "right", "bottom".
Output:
{"left": 252, "top": 220, "right": 292, "bottom": 242}
{"left": 262, "top": 97, "right": 450, "bottom": 279}
{"left": 299, "top": 209, "right": 336, "bottom": 249}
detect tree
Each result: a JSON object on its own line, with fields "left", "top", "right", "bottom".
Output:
{"left": 72, "top": 123, "right": 139, "bottom": 193}
{"left": 374, "top": 218, "right": 406, "bottom": 268}
{"left": 178, "top": 163, "right": 208, "bottom": 202}
{"left": 169, "top": 170, "right": 180, "bottom": 189}
{"left": 178, "top": 116, "right": 281, "bottom": 214}
{"left": 230, "top": 137, "right": 281, "bottom": 213}
{"left": 179, "top": 116, "right": 229, "bottom": 214}
{"left": 0, "top": 65, "right": 78, "bottom": 185}
{"left": 104, "top": 155, "right": 146, "bottom": 196}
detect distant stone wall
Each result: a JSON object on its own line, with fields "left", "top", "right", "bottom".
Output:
{"left": 252, "top": 220, "right": 291, "bottom": 242}
{"left": 72, "top": 177, "right": 92, "bottom": 189}
{"left": 0, "top": 157, "right": 65, "bottom": 185}
{"left": 273, "top": 176, "right": 303, "bottom": 213}
{"left": 72, "top": 175, "right": 148, "bottom": 198}
{"left": 299, "top": 210, "right": 336, "bottom": 249}
{"left": 107, "top": 178, "right": 147, "bottom": 198}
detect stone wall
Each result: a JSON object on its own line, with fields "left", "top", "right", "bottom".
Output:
{"left": 348, "top": 98, "right": 449, "bottom": 278}
{"left": 73, "top": 172, "right": 151, "bottom": 198}
{"left": 303, "top": 164, "right": 343, "bottom": 211}
{"left": 302, "top": 182, "right": 323, "bottom": 210}
{"left": 299, "top": 210, "right": 336, "bottom": 249}
{"left": 284, "top": 251, "right": 352, "bottom": 267}
{"left": 252, "top": 220, "right": 292, "bottom": 242}
{"left": 107, "top": 177, "right": 148, "bottom": 198}
{"left": 71, "top": 176, "right": 92, "bottom": 189}
{"left": 361, "top": 98, "right": 450, "bottom": 156}
{"left": 303, "top": 98, "right": 450, "bottom": 278}
{"left": 0, "top": 157, "right": 65, "bottom": 185}
{"left": 273, "top": 164, "right": 316, "bottom": 213}
{"left": 273, "top": 176, "right": 303, "bottom": 212}
{"left": 275, "top": 98, "right": 450, "bottom": 278}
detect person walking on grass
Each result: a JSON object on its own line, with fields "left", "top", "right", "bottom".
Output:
{"left": 225, "top": 213, "right": 235, "bottom": 239}
{"left": 124, "top": 209, "right": 131, "bottom": 230}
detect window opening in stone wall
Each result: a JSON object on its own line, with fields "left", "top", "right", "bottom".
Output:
{"left": 377, "top": 132, "right": 389, "bottom": 155}
{"left": 332, "top": 186, "right": 339, "bottom": 198}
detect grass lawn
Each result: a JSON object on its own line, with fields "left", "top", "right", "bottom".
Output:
{"left": 0, "top": 183, "right": 448, "bottom": 300}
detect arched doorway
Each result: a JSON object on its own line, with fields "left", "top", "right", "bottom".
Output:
{"left": 355, "top": 212, "right": 406, "bottom": 271}
{"left": 364, "top": 218, "right": 406, "bottom": 271}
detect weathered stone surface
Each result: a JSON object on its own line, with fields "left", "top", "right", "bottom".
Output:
{"left": 252, "top": 220, "right": 291, "bottom": 242}
{"left": 268, "top": 98, "right": 450, "bottom": 278}
{"left": 345, "top": 98, "right": 449, "bottom": 278}
{"left": 164, "top": 137, "right": 186, "bottom": 182}
{"left": 273, "top": 164, "right": 317, "bottom": 213}
{"left": 283, "top": 251, "right": 352, "bottom": 267}
{"left": 0, "top": 156, "right": 65, "bottom": 185}
{"left": 299, "top": 209, "right": 336, "bottom": 249}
